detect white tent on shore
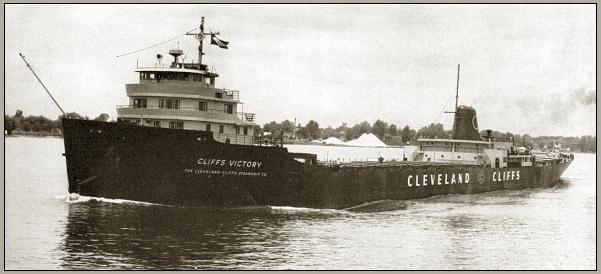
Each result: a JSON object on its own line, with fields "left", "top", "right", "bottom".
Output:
{"left": 345, "top": 133, "right": 387, "bottom": 147}
{"left": 322, "top": 137, "right": 346, "bottom": 145}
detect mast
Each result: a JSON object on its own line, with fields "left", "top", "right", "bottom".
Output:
{"left": 198, "top": 17, "right": 204, "bottom": 65}
{"left": 186, "top": 17, "right": 206, "bottom": 66}
{"left": 455, "top": 64, "right": 460, "bottom": 111}
{"left": 186, "top": 17, "right": 221, "bottom": 67}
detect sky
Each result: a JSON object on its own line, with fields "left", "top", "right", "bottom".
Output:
{"left": 4, "top": 4, "right": 597, "bottom": 137}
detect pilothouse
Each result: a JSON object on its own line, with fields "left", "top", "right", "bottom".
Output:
{"left": 116, "top": 17, "right": 256, "bottom": 145}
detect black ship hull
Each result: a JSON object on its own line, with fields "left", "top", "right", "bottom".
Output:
{"left": 62, "top": 118, "right": 573, "bottom": 209}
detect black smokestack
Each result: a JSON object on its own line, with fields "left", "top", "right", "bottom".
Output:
{"left": 452, "top": 105, "right": 480, "bottom": 140}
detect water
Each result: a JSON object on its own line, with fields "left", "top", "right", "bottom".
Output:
{"left": 5, "top": 136, "right": 596, "bottom": 270}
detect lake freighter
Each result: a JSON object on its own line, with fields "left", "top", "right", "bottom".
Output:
{"left": 55, "top": 18, "right": 572, "bottom": 209}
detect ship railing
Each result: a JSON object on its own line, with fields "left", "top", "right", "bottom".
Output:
{"left": 212, "top": 132, "right": 254, "bottom": 145}
{"left": 237, "top": 112, "right": 256, "bottom": 123}
{"left": 116, "top": 105, "right": 256, "bottom": 122}
{"left": 252, "top": 134, "right": 284, "bottom": 147}
{"left": 181, "top": 63, "right": 208, "bottom": 71}
{"left": 220, "top": 89, "right": 240, "bottom": 101}
{"left": 210, "top": 132, "right": 284, "bottom": 147}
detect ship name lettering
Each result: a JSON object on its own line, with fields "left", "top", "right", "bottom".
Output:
{"left": 407, "top": 172, "right": 469, "bottom": 187}
{"left": 197, "top": 158, "right": 226, "bottom": 166}
{"left": 229, "top": 160, "right": 263, "bottom": 168}
{"left": 197, "top": 158, "right": 263, "bottom": 168}
{"left": 492, "top": 170, "right": 521, "bottom": 182}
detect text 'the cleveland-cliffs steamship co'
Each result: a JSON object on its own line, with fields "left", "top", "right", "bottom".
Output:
{"left": 55, "top": 18, "right": 573, "bottom": 209}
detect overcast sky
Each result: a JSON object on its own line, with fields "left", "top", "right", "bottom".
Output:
{"left": 5, "top": 4, "right": 596, "bottom": 136}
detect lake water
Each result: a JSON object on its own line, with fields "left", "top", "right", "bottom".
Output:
{"left": 4, "top": 136, "right": 596, "bottom": 270}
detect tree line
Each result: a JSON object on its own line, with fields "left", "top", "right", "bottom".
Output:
{"left": 263, "top": 119, "right": 596, "bottom": 152}
{"left": 4, "top": 110, "right": 596, "bottom": 153}
{"left": 4, "top": 110, "right": 109, "bottom": 135}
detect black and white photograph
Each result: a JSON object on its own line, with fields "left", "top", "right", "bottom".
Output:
{"left": 4, "top": 3, "right": 596, "bottom": 270}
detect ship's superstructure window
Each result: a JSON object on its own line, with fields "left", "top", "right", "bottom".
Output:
{"left": 159, "top": 99, "right": 180, "bottom": 109}
{"left": 169, "top": 121, "right": 184, "bottom": 129}
{"left": 140, "top": 72, "right": 156, "bottom": 80}
{"left": 163, "top": 72, "right": 188, "bottom": 81}
{"left": 206, "top": 124, "right": 211, "bottom": 132}
{"left": 199, "top": 101, "right": 208, "bottom": 111}
{"left": 235, "top": 126, "right": 240, "bottom": 134}
{"left": 225, "top": 104, "right": 233, "bottom": 114}
{"left": 215, "top": 92, "right": 223, "bottom": 98}
{"left": 244, "top": 127, "right": 248, "bottom": 135}
{"left": 153, "top": 121, "right": 161, "bottom": 127}
{"left": 133, "top": 98, "right": 147, "bottom": 108}
{"left": 219, "top": 125, "right": 224, "bottom": 133}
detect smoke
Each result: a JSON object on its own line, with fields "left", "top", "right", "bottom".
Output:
{"left": 514, "top": 87, "right": 596, "bottom": 134}
{"left": 574, "top": 87, "right": 596, "bottom": 105}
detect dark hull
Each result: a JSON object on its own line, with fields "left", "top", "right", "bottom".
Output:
{"left": 62, "top": 118, "right": 573, "bottom": 209}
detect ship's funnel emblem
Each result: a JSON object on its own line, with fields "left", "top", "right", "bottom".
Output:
{"left": 472, "top": 115, "right": 478, "bottom": 131}
{"left": 478, "top": 171, "right": 485, "bottom": 184}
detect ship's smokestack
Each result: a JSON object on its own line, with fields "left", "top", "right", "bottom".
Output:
{"left": 452, "top": 105, "right": 480, "bottom": 140}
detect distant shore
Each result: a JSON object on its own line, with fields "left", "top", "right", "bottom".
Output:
{"left": 5, "top": 131, "right": 62, "bottom": 138}
{"left": 3, "top": 132, "right": 596, "bottom": 153}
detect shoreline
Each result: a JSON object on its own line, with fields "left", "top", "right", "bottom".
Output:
{"left": 5, "top": 132, "right": 62, "bottom": 138}
{"left": 3, "top": 133, "right": 596, "bottom": 154}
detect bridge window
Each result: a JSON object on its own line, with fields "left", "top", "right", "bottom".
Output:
{"left": 169, "top": 121, "right": 183, "bottom": 129}
{"left": 244, "top": 127, "right": 248, "bottom": 135}
{"left": 159, "top": 99, "right": 179, "bottom": 109}
{"left": 219, "top": 125, "right": 224, "bottom": 134}
{"left": 140, "top": 73, "right": 156, "bottom": 80}
{"left": 225, "top": 104, "right": 233, "bottom": 114}
{"left": 133, "top": 98, "right": 147, "bottom": 108}
{"left": 215, "top": 92, "right": 223, "bottom": 98}
{"left": 199, "top": 101, "right": 208, "bottom": 111}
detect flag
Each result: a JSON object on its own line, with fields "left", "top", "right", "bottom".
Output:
{"left": 211, "top": 35, "right": 229, "bottom": 49}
